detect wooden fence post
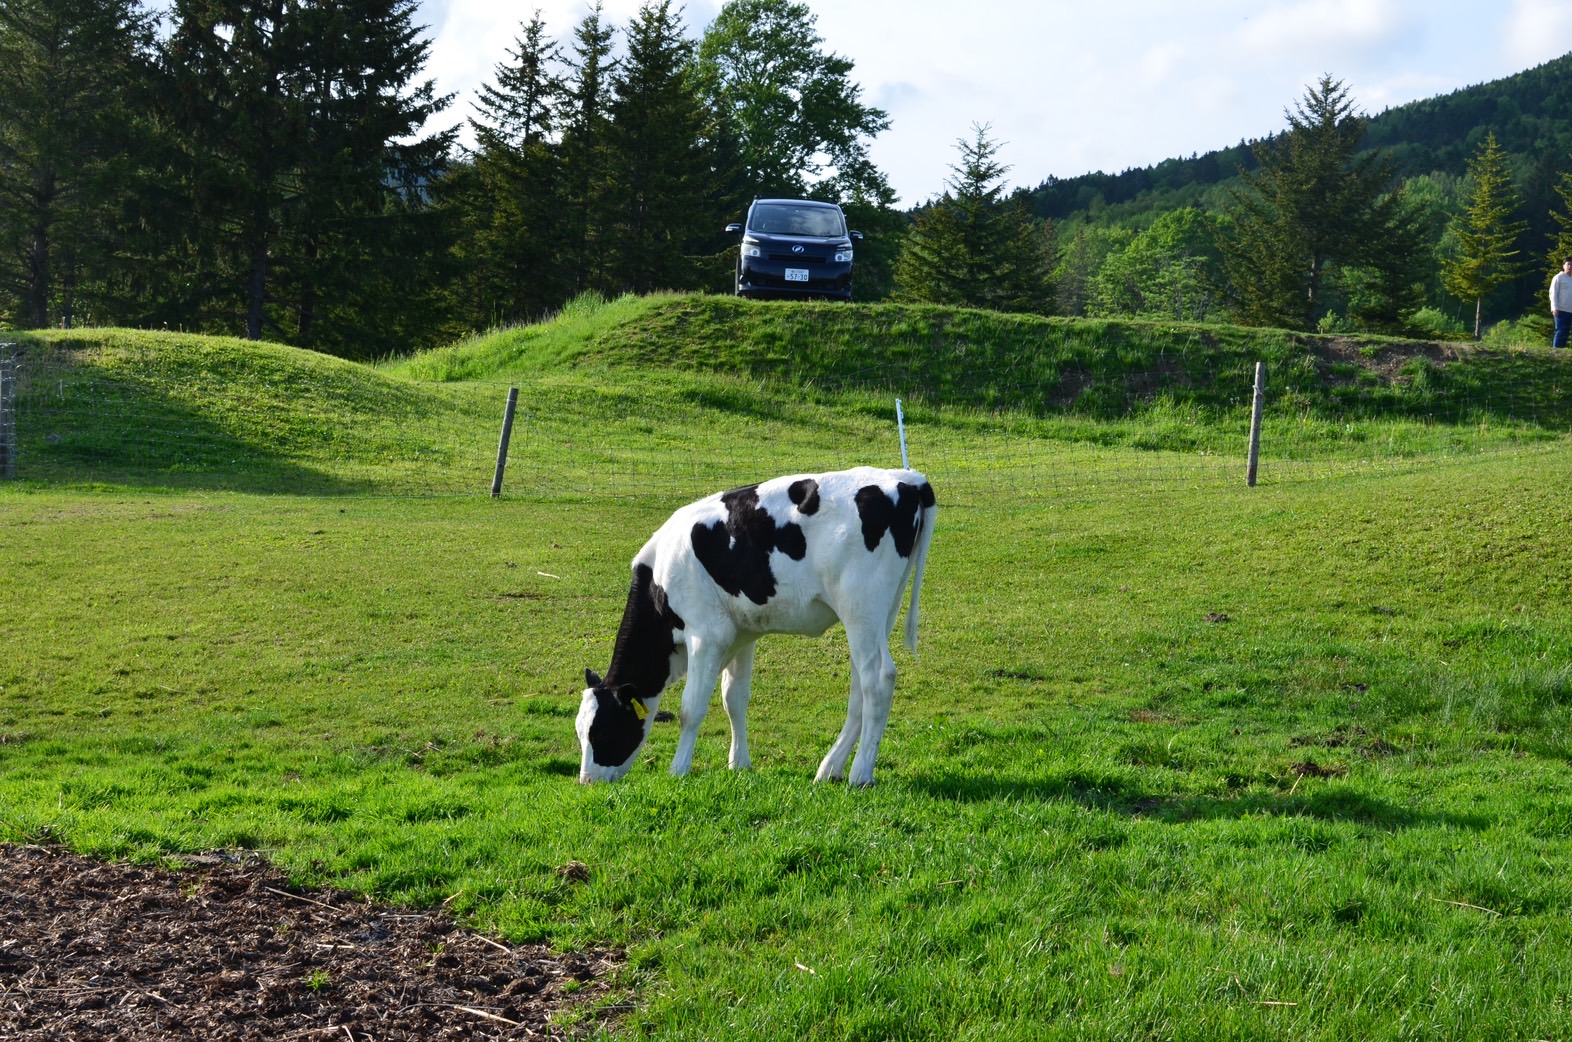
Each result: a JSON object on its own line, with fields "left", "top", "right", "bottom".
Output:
{"left": 1247, "top": 361, "right": 1266, "bottom": 487}
{"left": 0, "top": 343, "right": 17, "bottom": 481}
{"left": 491, "top": 386, "right": 519, "bottom": 497}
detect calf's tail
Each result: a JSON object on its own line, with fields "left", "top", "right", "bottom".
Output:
{"left": 903, "top": 497, "right": 936, "bottom": 657}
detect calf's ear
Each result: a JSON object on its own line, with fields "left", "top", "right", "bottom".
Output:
{"left": 615, "top": 685, "right": 649, "bottom": 720}
{"left": 585, "top": 668, "right": 603, "bottom": 689}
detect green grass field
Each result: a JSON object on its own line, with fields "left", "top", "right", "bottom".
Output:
{"left": 4, "top": 296, "right": 1572, "bottom": 1039}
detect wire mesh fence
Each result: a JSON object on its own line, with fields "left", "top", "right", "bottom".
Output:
{"left": 1, "top": 336, "right": 1565, "bottom": 505}
{"left": 0, "top": 342, "right": 17, "bottom": 480}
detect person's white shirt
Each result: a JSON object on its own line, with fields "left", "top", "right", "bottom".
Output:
{"left": 1552, "top": 267, "right": 1572, "bottom": 312}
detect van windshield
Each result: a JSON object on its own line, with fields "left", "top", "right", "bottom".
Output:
{"left": 749, "top": 203, "right": 846, "bottom": 238}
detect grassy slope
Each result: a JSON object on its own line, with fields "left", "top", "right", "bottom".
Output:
{"left": 4, "top": 298, "right": 1572, "bottom": 1039}
{"left": 10, "top": 295, "right": 1572, "bottom": 493}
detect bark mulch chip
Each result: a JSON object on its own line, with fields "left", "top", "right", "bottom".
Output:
{"left": 0, "top": 843, "right": 620, "bottom": 1040}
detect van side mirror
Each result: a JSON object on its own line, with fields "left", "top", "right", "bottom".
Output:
{"left": 726, "top": 222, "right": 742, "bottom": 234}
{"left": 850, "top": 230, "right": 864, "bottom": 242}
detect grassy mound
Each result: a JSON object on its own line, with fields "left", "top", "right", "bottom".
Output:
{"left": 388, "top": 293, "right": 1572, "bottom": 428}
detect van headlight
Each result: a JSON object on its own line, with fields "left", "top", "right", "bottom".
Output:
{"left": 741, "top": 240, "right": 763, "bottom": 258}
{"left": 834, "top": 248, "right": 854, "bottom": 263}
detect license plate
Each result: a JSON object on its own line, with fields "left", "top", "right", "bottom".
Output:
{"left": 785, "top": 268, "right": 809, "bottom": 282}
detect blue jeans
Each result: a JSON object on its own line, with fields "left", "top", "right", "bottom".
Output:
{"left": 1556, "top": 311, "right": 1572, "bottom": 348}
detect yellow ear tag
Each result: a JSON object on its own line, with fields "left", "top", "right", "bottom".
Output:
{"left": 632, "top": 700, "right": 648, "bottom": 721}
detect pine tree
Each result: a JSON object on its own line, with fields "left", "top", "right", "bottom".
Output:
{"left": 1440, "top": 133, "right": 1527, "bottom": 339}
{"left": 893, "top": 125, "right": 1052, "bottom": 312}
{"left": 0, "top": 0, "right": 154, "bottom": 328}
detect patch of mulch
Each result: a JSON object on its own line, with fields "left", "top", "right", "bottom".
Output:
{"left": 0, "top": 844, "right": 621, "bottom": 1041}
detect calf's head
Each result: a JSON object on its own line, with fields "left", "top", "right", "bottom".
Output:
{"left": 576, "top": 668, "right": 657, "bottom": 783}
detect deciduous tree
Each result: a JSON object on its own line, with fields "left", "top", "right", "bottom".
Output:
{"left": 1088, "top": 208, "right": 1221, "bottom": 321}
{"left": 695, "top": 0, "right": 890, "bottom": 201}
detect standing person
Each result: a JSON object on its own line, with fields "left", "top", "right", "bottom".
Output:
{"left": 1552, "top": 258, "right": 1572, "bottom": 348}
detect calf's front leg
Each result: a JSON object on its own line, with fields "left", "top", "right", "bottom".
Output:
{"left": 670, "top": 636, "right": 730, "bottom": 777}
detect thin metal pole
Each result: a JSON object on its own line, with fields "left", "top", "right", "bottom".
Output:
{"left": 896, "top": 398, "right": 909, "bottom": 470}
{"left": 1247, "top": 361, "right": 1266, "bottom": 487}
{"left": 491, "top": 386, "right": 519, "bottom": 497}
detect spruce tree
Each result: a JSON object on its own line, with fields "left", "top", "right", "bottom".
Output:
{"left": 0, "top": 0, "right": 154, "bottom": 328}
{"left": 163, "top": 0, "right": 304, "bottom": 340}
{"left": 279, "top": 0, "right": 455, "bottom": 356}
{"left": 1440, "top": 133, "right": 1527, "bottom": 339}
{"left": 452, "top": 12, "right": 569, "bottom": 326}
{"left": 1218, "top": 76, "right": 1420, "bottom": 330}
{"left": 1545, "top": 157, "right": 1572, "bottom": 274}
{"left": 893, "top": 125, "right": 1052, "bottom": 313}
{"left": 557, "top": 3, "right": 617, "bottom": 295}
{"left": 162, "top": 0, "right": 451, "bottom": 352}
{"left": 602, "top": 0, "right": 710, "bottom": 294}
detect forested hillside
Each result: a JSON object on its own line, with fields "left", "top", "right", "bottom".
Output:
{"left": 1021, "top": 54, "right": 1572, "bottom": 333}
{"left": 1026, "top": 53, "right": 1572, "bottom": 228}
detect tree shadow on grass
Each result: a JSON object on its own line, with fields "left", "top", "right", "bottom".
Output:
{"left": 906, "top": 770, "right": 1493, "bottom": 832}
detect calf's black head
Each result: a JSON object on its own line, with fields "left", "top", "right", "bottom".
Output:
{"left": 576, "top": 668, "right": 658, "bottom": 783}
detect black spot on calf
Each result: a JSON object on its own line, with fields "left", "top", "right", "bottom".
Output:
{"left": 692, "top": 484, "right": 807, "bottom": 605}
{"left": 854, "top": 481, "right": 933, "bottom": 556}
{"left": 788, "top": 479, "right": 821, "bottom": 515}
{"left": 600, "top": 564, "right": 684, "bottom": 702}
{"left": 586, "top": 563, "right": 685, "bottom": 768}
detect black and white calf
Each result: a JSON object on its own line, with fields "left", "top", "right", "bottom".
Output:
{"left": 577, "top": 467, "right": 936, "bottom": 786}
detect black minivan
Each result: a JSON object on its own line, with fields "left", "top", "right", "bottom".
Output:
{"left": 726, "top": 198, "right": 863, "bottom": 301}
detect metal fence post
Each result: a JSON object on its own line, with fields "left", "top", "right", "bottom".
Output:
{"left": 1246, "top": 361, "right": 1266, "bottom": 487}
{"left": 491, "top": 386, "right": 519, "bottom": 497}
{"left": 0, "top": 342, "right": 18, "bottom": 480}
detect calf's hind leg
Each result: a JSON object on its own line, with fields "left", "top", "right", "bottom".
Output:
{"left": 815, "top": 660, "right": 865, "bottom": 783}
{"left": 843, "top": 618, "right": 898, "bottom": 787}
{"left": 721, "top": 640, "right": 757, "bottom": 770}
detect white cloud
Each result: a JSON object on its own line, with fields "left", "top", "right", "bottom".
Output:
{"left": 1503, "top": 0, "right": 1572, "bottom": 69}
{"left": 1230, "top": 0, "right": 1414, "bottom": 63}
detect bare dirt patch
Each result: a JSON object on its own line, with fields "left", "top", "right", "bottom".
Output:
{"left": 1310, "top": 336, "right": 1461, "bottom": 383}
{"left": 0, "top": 844, "right": 620, "bottom": 1040}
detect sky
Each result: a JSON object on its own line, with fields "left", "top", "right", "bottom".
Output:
{"left": 414, "top": 0, "right": 1572, "bottom": 207}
